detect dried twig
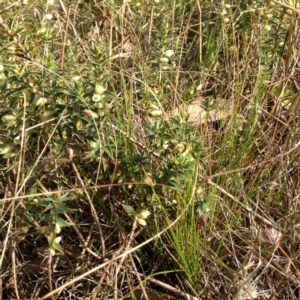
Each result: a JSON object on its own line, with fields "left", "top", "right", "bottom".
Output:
{"left": 40, "top": 163, "right": 199, "bottom": 299}
{"left": 126, "top": 268, "right": 199, "bottom": 300}
{"left": 68, "top": 158, "right": 106, "bottom": 257}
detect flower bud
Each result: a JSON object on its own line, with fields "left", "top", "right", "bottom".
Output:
{"left": 95, "top": 84, "right": 105, "bottom": 95}
{"left": 164, "top": 50, "right": 174, "bottom": 57}
{"left": 137, "top": 218, "right": 147, "bottom": 226}
{"left": 137, "top": 210, "right": 151, "bottom": 219}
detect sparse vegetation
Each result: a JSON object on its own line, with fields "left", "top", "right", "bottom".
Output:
{"left": 1, "top": 0, "right": 300, "bottom": 299}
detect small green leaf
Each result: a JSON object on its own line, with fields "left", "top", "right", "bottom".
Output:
{"left": 43, "top": 203, "right": 54, "bottom": 212}
{"left": 123, "top": 205, "right": 136, "bottom": 215}
{"left": 57, "top": 194, "right": 73, "bottom": 203}
{"left": 54, "top": 223, "right": 61, "bottom": 234}
{"left": 47, "top": 234, "right": 54, "bottom": 246}
{"left": 2, "top": 114, "right": 16, "bottom": 124}
{"left": 56, "top": 217, "right": 73, "bottom": 227}
{"left": 52, "top": 237, "right": 64, "bottom": 254}
{"left": 0, "top": 145, "right": 14, "bottom": 155}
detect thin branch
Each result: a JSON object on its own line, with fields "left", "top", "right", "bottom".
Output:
{"left": 69, "top": 158, "right": 106, "bottom": 257}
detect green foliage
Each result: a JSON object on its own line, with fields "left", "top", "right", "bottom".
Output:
{"left": 0, "top": 0, "right": 300, "bottom": 299}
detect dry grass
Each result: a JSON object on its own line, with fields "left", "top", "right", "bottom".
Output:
{"left": 0, "top": 1, "right": 300, "bottom": 299}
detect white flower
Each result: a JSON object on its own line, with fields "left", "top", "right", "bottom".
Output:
{"left": 164, "top": 50, "right": 174, "bottom": 57}
{"left": 0, "top": 65, "right": 4, "bottom": 72}
{"left": 147, "top": 104, "right": 162, "bottom": 117}
{"left": 44, "top": 14, "right": 53, "bottom": 20}
{"left": 35, "top": 97, "right": 50, "bottom": 106}
{"left": 48, "top": 0, "right": 55, "bottom": 5}
{"left": 196, "top": 84, "right": 202, "bottom": 91}
{"left": 68, "top": 148, "right": 74, "bottom": 160}
{"left": 92, "top": 94, "right": 103, "bottom": 102}
{"left": 136, "top": 210, "right": 151, "bottom": 220}
{"left": 137, "top": 218, "right": 147, "bottom": 226}
{"left": 37, "top": 27, "right": 46, "bottom": 34}
{"left": 72, "top": 76, "right": 81, "bottom": 82}
{"left": 55, "top": 236, "right": 62, "bottom": 243}
{"left": 95, "top": 84, "right": 105, "bottom": 95}
{"left": 88, "top": 141, "right": 97, "bottom": 150}
{"left": 163, "top": 141, "right": 169, "bottom": 149}
{"left": 233, "top": 282, "right": 258, "bottom": 300}
{"left": 148, "top": 109, "right": 162, "bottom": 117}
{"left": 160, "top": 57, "right": 169, "bottom": 63}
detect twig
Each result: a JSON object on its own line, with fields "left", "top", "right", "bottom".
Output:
{"left": 63, "top": 212, "right": 102, "bottom": 259}
{"left": 128, "top": 254, "right": 149, "bottom": 300}
{"left": 271, "top": 0, "right": 300, "bottom": 14}
{"left": 201, "top": 174, "right": 281, "bottom": 230}
{"left": 126, "top": 268, "right": 199, "bottom": 300}
{"left": 11, "top": 240, "right": 20, "bottom": 300}
{"left": 90, "top": 272, "right": 106, "bottom": 300}
{"left": 48, "top": 255, "right": 55, "bottom": 300}
{"left": 113, "top": 218, "right": 140, "bottom": 299}
{"left": 0, "top": 182, "right": 156, "bottom": 203}
{"left": 40, "top": 162, "right": 199, "bottom": 300}
{"left": 60, "top": 4, "right": 71, "bottom": 68}
{"left": 68, "top": 158, "right": 106, "bottom": 257}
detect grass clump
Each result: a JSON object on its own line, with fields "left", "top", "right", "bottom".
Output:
{"left": 1, "top": 0, "right": 300, "bottom": 299}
